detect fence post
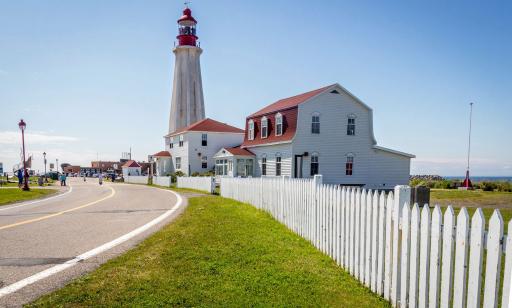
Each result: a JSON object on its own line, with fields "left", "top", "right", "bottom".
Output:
{"left": 391, "top": 185, "right": 411, "bottom": 306}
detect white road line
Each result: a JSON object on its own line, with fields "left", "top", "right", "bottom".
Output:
{"left": 0, "top": 188, "right": 183, "bottom": 298}
{"left": 0, "top": 186, "right": 74, "bottom": 212}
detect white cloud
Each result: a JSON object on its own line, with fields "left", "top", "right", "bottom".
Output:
{"left": 0, "top": 131, "right": 78, "bottom": 145}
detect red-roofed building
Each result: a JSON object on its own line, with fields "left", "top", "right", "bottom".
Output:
{"left": 121, "top": 160, "right": 142, "bottom": 177}
{"left": 213, "top": 146, "right": 255, "bottom": 177}
{"left": 232, "top": 83, "right": 414, "bottom": 188}
{"left": 161, "top": 118, "right": 245, "bottom": 176}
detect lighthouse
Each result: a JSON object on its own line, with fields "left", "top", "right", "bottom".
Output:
{"left": 168, "top": 6, "right": 205, "bottom": 133}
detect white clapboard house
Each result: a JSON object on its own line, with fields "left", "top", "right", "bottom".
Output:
{"left": 162, "top": 118, "right": 245, "bottom": 176}
{"left": 214, "top": 83, "right": 414, "bottom": 188}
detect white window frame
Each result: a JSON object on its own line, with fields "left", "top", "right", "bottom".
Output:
{"left": 201, "top": 156, "right": 207, "bottom": 169}
{"left": 261, "top": 154, "right": 267, "bottom": 176}
{"left": 347, "top": 114, "right": 356, "bottom": 136}
{"left": 275, "top": 153, "right": 282, "bottom": 176}
{"left": 261, "top": 116, "right": 268, "bottom": 139}
{"left": 175, "top": 157, "right": 181, "bottom": 170}
{"left": 169, "top": 137, "right": 174, "bottom": 149}
{"left": 248, "top": 120, "right": 255, "bottom": 140}
{"left": 346, "top": 153, "right": 354, "bottom": 175}
{"left": 311, "top": 112, "right": 320, "bottom": 134}
{"left": 275, "top": 113, "right": 283, "bottom": 136}
{"left": 201, "top": 133, "right": 208, "bottom": 146}
{"left": 179, "top": 135, "right": 184, "bottom": 147}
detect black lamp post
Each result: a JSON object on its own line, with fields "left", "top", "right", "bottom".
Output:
{"left": 43, "top": 151, "right": 47, "bottom": 183}
{"left": 18, "top": 119, "right": 30, "bottom": 191}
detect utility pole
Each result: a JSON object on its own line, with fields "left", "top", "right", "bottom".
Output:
{"left": 463, "top": 102, "right": 474, "bottom": 189}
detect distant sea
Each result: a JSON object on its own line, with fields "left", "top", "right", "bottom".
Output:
{"left": 444, "top": 176, "right": 512, "bottom": 182}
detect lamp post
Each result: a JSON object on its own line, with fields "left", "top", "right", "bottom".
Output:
{"left": 18, "top": 119, "right": 30, "bottom": 191}
{"left": 43, "top": 151, "right": 47, "bottom": 183}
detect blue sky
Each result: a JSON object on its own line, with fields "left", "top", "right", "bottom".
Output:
{"left": 0, "top": 0, "right": 510, "bottom": 176}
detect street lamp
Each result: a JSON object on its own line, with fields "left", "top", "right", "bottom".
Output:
{"left": 18, "top": 119, "right": 30, "bottom": 191}
{"left": 43, "top": 151, "right": 48, "bottom": 183}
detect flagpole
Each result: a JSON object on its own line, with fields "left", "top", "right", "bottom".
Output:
{"left": 464, "top": 102, "right": 474, "bottom": 189}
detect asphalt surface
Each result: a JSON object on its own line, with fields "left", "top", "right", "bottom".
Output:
{"left": 0, "top": 178, "right": 184, "bottom": 307}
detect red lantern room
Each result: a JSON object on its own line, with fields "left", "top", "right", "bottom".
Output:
{"left": 177, "top": 7, "right": 198, "bottom": 47}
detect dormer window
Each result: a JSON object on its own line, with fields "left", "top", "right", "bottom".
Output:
{"left": 347, "top": 114, "right": 356, "bottom": 136}
{"left": 248, "top": 120, "right": 255, "bottom": 140}
{"left": 275, "top": 113, "right": 283, "bottom": 136}
{"left": 261, "top": 116, "right": 268, "bottom": 139}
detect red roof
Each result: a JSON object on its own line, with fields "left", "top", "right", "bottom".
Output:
{"left": 178, "top": 7, "right": 197, "bottom": 23}
{"left": 225, "top": 146, "right": 255, "bottom": 156}
{"left": 152, "top": 151, "right": 171, "bottom": 157}
{"left": 122, "top": 160, "right": 141, "bottom": 168}
{"left": 168, "top": 118, "right": 244, "bottom": 136}
{"left": 242, "top": 107, "right": 298, "bottom": 147}
{"left": 249, "top": 84, "right": 334, "bottom": 117}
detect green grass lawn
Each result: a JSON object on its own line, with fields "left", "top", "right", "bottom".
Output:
{"left": 30, "top": 196, "right": 389, "bottom": 307}
{"left": 0, "top": 188, "right": 57, "bottom": 206}
{"left": 430, "top": 189, "right": 512, "bottom": 230}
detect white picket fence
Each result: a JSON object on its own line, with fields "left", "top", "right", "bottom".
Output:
{"left": 124, "top": 175, "right": 148, "bottom": 184}
{"left": 220, "top": 176, "right": 512, "bottom": 308}
{"left": 177, "top": 176, "right": 215, "bottom": 194}
{"left": 153, "top": 176, "right": 172, "bottom": 187}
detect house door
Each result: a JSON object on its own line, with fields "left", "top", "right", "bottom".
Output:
{"left": 294, "top": 155, "right": 303, "bottom": 178}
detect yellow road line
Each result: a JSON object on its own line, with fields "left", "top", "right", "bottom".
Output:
{"left": 0, "top": 186, "right": 116, "bottom": 231}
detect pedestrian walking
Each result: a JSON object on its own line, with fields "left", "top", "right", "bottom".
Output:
{"left": 17, "top": 169, "right": 23, "bottom": 187}
{"left": 98, "top": 173, "right": 103, "bottom": 185}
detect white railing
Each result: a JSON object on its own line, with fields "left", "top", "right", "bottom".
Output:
{"left": 124, "top": 175, "right": 148, "bottom": 184}
{"left": 220, "top": 175, "right": 512, "bottom": 308}
{"left": 177, "top": 176, "right": 215, "bottom": 194}
{"left": 153, "top": 176, "right": 172, "bottom": 187}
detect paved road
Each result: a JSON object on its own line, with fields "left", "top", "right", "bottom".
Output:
{"left": 0, "top": 178, "right": 183, "bottom": 306}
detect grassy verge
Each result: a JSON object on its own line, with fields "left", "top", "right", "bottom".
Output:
{"left": 30, "top": 196, "right": 388, "bottom": 307}
{"left": 430, "top": 189, "right": 512, "bottom": 228}
{"left": 0, "top": 188, "right": 57, "bottom": 206}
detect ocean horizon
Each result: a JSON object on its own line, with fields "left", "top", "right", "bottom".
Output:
{"left": 444, "top": 176, "right": 512, "bottom": 182}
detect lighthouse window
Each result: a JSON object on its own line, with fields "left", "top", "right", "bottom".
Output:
{"left": 248, "top": 120, "right": 255, "bottom": 140}
{"left": 179, "top": 25, "right": 196, "bottom": 36}
{"left": 275, "top": 113, "right": 283, "bottom": 136}
{"left": 261, "top": 117, "right": 268, "bottom": 139}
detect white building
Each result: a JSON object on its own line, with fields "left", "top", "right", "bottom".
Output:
{"left": 149, "top": 151, "right": 173, "bottom": 176}
{"left": 122, "top": 160, "right": 142, "bottom": 177}
{"left": 164, "top": 118, "right": 245, "bottom": 176}
{"left": 215, "top": 83, "right": 414, "bottom": 189}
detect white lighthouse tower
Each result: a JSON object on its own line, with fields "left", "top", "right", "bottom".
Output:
{"left": 168, "top": 6, "right": 205, "bottom": 133}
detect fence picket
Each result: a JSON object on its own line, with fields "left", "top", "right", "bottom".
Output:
{"left": 400, "top": 202, "right": 411, "bottom": 308}
{"left": 377, "top": 191, "right": 386, "bottom": 295}
{"left": 365, "top": 190, "right": 373, "bottom": 287}
{"left": 359, "top": 189, "right": 367, "bottom": 281}
{"left": 483, "top": 210, "right": 503, "bottom": 308}
{"left": 355, "top": 189, "right": 361, "bottom": 279}
{"left": 418, "top": 204, "right": 431, "bottom": 308}
{"left": 384, "top": 191, "right": 394, "bottom": 300}
{"left": 453, "top": 207, "right": 470, "bottom": 308}
{"left": 409, "top": 203, "right": 421, "bottom": 308}
{"left": 429, "top": 205, "right": 442, "bottom": 307}
{"left": 371, "top": 190, "right": 379, "bottom": 292}
{"left": 502, "top": 220, "right": 512, "bottom": 308}
{"left": 440, "top": 206, "right": 455, "bottom": 308}
{"left": 466, "top": 208, "right": 485, "bottom": 308}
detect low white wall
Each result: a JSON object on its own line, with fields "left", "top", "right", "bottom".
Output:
{"left": 177, "top": 176, "right": 215, "bottom": 194}
{"left": 153, "top": 176, "right": 172, "bottom": 187}
{"left": 124, "top": 175, "right": 148, "bottom": 184}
